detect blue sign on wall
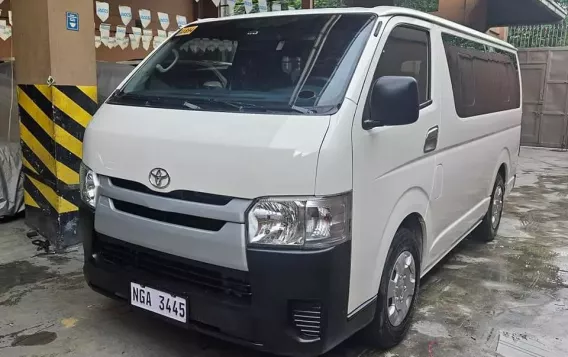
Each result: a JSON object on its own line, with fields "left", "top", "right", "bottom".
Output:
{"left": 66, "top": 12, "right": 79, "bottom": 31}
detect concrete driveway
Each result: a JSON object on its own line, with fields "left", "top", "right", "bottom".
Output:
{"left": 1, "top": 147, "right": 567, "bottom": 357}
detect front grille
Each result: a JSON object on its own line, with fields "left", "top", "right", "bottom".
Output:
{"left": 110, "top": 177, "right": 233, "bottom": 206}
{"left": 112, "top": 199, "right": 226, "bottom": 231}
{"left": 290, "top": 301, "right": 322, "bottom": 340}
{"left": 95, "top": 234, "right": 252, "bottom": 299}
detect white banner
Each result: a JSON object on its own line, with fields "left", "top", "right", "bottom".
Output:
{"left": 108, "top": 36, "right": 116, "bottom": 49}
{"left": 119, "top": 36, "right": 129, "bottom": 50}
{"left": 96, "top": 1, "right": 110, "bottom": 22}
{"left": 211, "top": 0, "right": 220, "bottom": 7}
{"left": 95, "top": 36, "right": 102, "bottom": 48}
{"left": 168, "top": 31, "right": 176, "bottom": 38}
{"left": 129, "top": 33, "right": 139, "bottom": 50}
{"left": 118, "top": 6, "right": 132, "bottom": 26}
{"left": 259, "top": 0, "right": 268, "bottom": 12}
{"left": 100, "top": 23, "right": 111, "bottom": 47}
{"left": 157, "top": 12, "right": 170, "bottom": 30}
{"left": 115, "top": 25, "right": 126, "bottom": 39}
{"left": 157, "top": 30, "right": 167, "bottom": 39}
{"left": 139, "top": 9, "right": 152, "bottom": 28}
{"left": 8, "top": 10, "right": 12, "bottom": 25}
{"left": 244, "top": 0, "right": 253, "bottom": 13}
{"left": 176, "top": 15, "right": 187, "bottom": 28}
{"left": 142, "top": 29, "right": 153, "bottom": 50}
{"left": 272, "top": 2, "right": 281, "bottom": 11}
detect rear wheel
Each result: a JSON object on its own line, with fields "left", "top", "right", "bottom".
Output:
{"left": 472, "top": 174, "right": 505, "bottom": 242}
{"left": 360, "top": 227, "right": 421, "bottom": 349}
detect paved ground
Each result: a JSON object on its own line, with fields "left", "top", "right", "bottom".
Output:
{"left": 1, "top": 147, "right": 567, "bottom": 357}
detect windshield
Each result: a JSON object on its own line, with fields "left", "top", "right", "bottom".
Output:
{"left": 108, "top": 13, "right": 376, "bottom": 115}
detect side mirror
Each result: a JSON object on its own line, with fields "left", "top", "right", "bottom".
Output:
{"left": 363, "top": 76, "right": 420, "bottom": 130}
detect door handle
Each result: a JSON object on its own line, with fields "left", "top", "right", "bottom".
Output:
{"left": 424, "top": 126, "right": 439, "bottom": 153}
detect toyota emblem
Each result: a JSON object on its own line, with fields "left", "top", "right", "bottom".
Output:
{"left": 149, "top": 168, "right": 171, "bottom": 189}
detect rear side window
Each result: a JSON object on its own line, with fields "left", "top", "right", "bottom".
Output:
{"left": 373, "top": 26, "right": 430, "bottom": 104}
{"left": 442, "top": 33, "right": 520, "bottom": 118}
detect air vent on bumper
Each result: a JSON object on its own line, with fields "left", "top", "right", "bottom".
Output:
{"left": 290, "top": 300, "right": 322, "bottom": 341}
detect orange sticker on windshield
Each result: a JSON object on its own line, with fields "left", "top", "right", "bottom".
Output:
{"left": 177, "top": 26, "right": 198, "bottom": 36}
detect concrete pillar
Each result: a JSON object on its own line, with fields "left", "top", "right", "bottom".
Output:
{"left": 12, "top": 0, "right": 97, "bottom": 250}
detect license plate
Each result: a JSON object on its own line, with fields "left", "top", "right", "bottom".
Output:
{"left": 130, "top": 282, "right": 187, "bottom": 323}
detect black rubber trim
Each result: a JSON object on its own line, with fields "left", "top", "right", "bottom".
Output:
{"left": 110, "top": 177, "right": 233, "bottom": 206}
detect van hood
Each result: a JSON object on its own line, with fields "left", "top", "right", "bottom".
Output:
{"left": 83, "top": 104, "right": 330, "bottom": 199}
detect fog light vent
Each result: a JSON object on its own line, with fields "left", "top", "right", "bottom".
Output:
{"left": 290, "top": 300, "right": 322, "bottom": 341}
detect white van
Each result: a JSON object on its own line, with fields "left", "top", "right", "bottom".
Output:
{"left": 79, "top": 6, "right": 521, "bottom": 356}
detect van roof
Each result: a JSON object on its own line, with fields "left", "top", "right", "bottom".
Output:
{"left": 192, "top": 6, "right": 516, "bottom": 51}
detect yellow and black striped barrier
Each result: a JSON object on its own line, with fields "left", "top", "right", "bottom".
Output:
{"left": 17, "top": 84, "right": 97, "bottom": 249}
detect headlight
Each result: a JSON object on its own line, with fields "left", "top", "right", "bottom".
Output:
{"left": 80, "top": 163, "right": 100, "bottom": 209}
{"left": 247, "top": 192, "right": 352, "bottom": 249}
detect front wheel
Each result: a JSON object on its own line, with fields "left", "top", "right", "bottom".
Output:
{"left": 359, "top": 227, "right": 421, "bottom": 349}
{"left": 473, "top": 174, "right": 505, "bottom": 242}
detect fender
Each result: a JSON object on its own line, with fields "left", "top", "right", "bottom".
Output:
{"left": 488, "top": 148, "right": 510, "bottom": 196}
{"left": 370, "top": 186, "right": 430, "bottom": 294}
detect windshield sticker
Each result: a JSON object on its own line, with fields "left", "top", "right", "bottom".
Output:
{"left": 177, "top": 26, "right": 198, "bottom": 37}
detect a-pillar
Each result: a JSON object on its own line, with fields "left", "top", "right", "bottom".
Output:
{"left": 12, "top": 0, "right": 97, "bottom": 251}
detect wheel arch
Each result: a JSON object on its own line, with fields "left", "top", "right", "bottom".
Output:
{"left": 489, "top": 148, "right": 511, "bottom": 196}
{"left": 371, "top": 187, "right": 430, "bottom": 294}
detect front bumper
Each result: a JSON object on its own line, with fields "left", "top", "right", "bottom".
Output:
{"left": 79, "top": 207, "right": 374, "bottom": 356}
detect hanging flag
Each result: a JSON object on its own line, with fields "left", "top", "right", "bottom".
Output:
{"left": 157, "top": 30, "right": 167, "bottom": 39}
{"left": 95, "top": 36, "right": 102, "bottom": 48}
{"left": 8, "top": 10, "right": 12, "bottom": 25}
{"left": 118, "top": 6, "right": 132, "bottom": 26}
{"left": 96, "top": 2, "right": 110, "bottom": 22}
{"left": 168, "top": 31, "right": 176, "bottom": 38}
{"left": 100, "top": 23, "right": 111, "bottom": 47}
{"left": 142, "top": 29, "right": 153, "bottom": 50}
{"left": 139, "top": 9, "right": 152, "bottom": 28}
{"left": 119, "top": 36, "right": 129, "bottom": 50}
{"left": 272, "top": 2, "right": 281, "bottom": 11}
{"left": 176, "top": 15, "right": 187, "bottom": 28}
{"left": 129, "top": 33, "right": 139, "bottom": 50}
{"left": 115, "top": 25, "right": 126, "bottom": 39}
{"left": 211, "top": 0, "right": 220, "bottom": 7}
{"left": 0, "top": 21, "right": 9, "bottom": 41}
{"left": 259, "top": 0, "right": 268, "bottom": 12}
{"left": 108, "top": 36, "right": 116, "bottom": 49}
{"left": 132, "top": 26, "right": 142, "bottom": 45}
{"left": 227, "top": 0, "right": 236, "bottom": 14}
{"left": 157, "top": 12, "right": 170, "bottom": 30}
{"left": 244, "top": 0, "right": 253, "bottom": 13}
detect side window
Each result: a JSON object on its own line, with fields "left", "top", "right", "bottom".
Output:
{"left": 442, "top": 33, "right": 520, "bottom": 118}
{"left": 373, "top": 25, "right": 430, "bottom": 104}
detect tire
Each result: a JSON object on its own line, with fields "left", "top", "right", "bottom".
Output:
{"left": 360, "top": 227, "right": 421, "bottom": 349}
{"left": 472, "top": 174, "right": 505, "bottom": 242}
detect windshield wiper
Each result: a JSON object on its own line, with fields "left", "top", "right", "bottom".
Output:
{"left": 291, "top": 105, "right": 315, "bottom": 114}
{"left": 183, "top": 101, "right": 202, "bottom": 110}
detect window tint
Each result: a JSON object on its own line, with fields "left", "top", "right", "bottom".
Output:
{"left": 442, "top": 33, "right": 520, "bottom": 118}
{"left": 373, "top": 26, "right": 430, "bottom": 104}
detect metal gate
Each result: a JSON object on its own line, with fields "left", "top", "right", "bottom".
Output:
{"left": 518, "top": 47, "right": 568, "bottom": 148}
